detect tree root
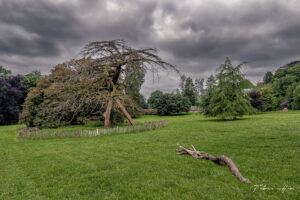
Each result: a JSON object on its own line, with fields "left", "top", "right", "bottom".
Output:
{"left": 177, "top": 144, "right": 250, "bottom": 183}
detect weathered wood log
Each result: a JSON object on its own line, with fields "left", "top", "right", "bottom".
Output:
{"left": 116, "top": 99, "right": 136, "bottom": 127}
{"left": 177, "top": 145, "right": 250, "bottom": 183}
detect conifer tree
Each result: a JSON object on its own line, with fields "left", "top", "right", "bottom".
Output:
{"left": 202, "top": 58, "right": 255, "bottom": 120}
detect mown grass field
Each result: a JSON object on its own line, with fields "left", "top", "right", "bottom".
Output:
{"left": 0, "top": 112, "right": 299, "bottom": 199}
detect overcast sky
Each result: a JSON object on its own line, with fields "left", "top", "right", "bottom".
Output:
{"left": 1, "top": 0, "right": 300, "bottom": 98}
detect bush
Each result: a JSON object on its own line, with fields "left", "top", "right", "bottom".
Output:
{"left": 147, "top": 90, "right": 163, "bottom": 108}
{"left": 155, "top": 93, "right": 191, "bottom": 115}
{"left": 142, "top": 109, "right": 158, "bottom": 115}
{"left": 249, "top": 91, "right": 265, "bottom": 111}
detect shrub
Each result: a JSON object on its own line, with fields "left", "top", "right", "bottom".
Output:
{"left": 155, "top": 93, "right": 191, "bottom": 115}
{"left": 147, "top": 90, "right": 163, "bottom": 108}
{"left": 142, "top": 109, "right": 158, "bottom": 115}
{"left": 259, "top": 87, "right": 277, "bottom": 111}
{"left": 249, "top": 91, "right": 265, "bottom": 111}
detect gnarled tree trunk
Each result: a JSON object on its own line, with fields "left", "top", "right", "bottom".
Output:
{"left": 177, "top": 145, "right": 250, "bottom": 183}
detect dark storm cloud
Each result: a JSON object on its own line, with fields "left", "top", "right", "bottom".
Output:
{"left": 0, "top": 0, "right": 83, "bottom": 57}
{"left": 156, "top": 0, "right": 300, "bottom": 73}
{"left": 1, "top": 0, "right": 300, "bottom": 97}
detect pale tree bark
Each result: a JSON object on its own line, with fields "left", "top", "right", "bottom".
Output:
{"left": 116, "top": 99, "right": 136, "bottom": 127}
{"left": 104, "top": 98, "right": 113, "bottom": 129}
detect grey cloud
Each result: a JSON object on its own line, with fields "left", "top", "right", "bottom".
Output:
{"left": 0, "top": 0, "right": 300, "bottom": 98}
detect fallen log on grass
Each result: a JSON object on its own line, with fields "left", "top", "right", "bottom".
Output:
{"left": 177, "top": 144, "right": 250, "bottom": 183}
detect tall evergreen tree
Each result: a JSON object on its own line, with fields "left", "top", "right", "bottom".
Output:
{"left": 183, "top": 77, "right": 197, "bottom": 105}
{"left": 202, "top": 58, "right": 255, "bottom": 120}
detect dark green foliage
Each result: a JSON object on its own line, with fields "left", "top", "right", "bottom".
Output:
{"left": 21, "top": 70, "right": 41, "bottom": 91}
{"left": 147, "top": 90, "right": 163, "bottom": 108}
{"left": 201, "top": 58, "right": 255, "bottom": 120}
{"left": 0, "top": 75, "right": 27, "bottom": 125}
{"left": 263, "top": 71, "right": 273, "bottom": 84}
{"left": 286, "top": 82, "right": 300, "bottom": 110}
{"left": 272, "top": 61, "right": 300, "bottom": 97}
{"left": 155, "top": 93, "right": 191, "bottom": 115}
{"left": 178, "top": 75, "right": 200, "bottom": 106}
{"left": 291, "top": 85, "right": 300, "bottom": 110}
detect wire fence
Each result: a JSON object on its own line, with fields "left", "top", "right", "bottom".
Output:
{"left": 18, "top": 120, "right": 168, "bottom": 139}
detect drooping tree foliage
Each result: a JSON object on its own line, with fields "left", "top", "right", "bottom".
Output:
{"left": 20, "top": 40, "right": 177, "bottom": 128}
{"left": 20, "top": 60, "right": 141, "bottom": 128}
{"left": 0, "top": 70, "right": 27, "bottom": 125}
{"left": 200, "top": 58, "right": 255, "bottom": 120}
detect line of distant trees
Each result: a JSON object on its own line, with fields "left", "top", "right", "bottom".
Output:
{"left": 2, "top": 58, "right": 300, "bottom": 125}
{"left": 147, "top": 58, "right": 300, "bottom": 119}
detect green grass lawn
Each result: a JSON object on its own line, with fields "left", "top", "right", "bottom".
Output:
{"left": 0, "top": 112, "right": 299, "bottom": 199}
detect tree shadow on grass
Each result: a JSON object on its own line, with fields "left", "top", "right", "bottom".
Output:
{"left": 200, "top": 117, "right": 250, "bottom": 122}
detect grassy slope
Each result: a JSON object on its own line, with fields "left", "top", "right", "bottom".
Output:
{"left": 0, "top": 112, "right": 299, "bottom": 200}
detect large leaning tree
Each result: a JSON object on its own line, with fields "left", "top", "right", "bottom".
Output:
{"left": 73, "top": 40, "right": 177, "bottom": 128}
{"left": 20, "top": 40, "right": 177, "bottom": 128}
